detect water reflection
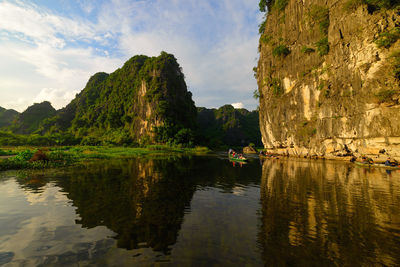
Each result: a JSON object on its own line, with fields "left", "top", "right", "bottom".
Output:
{"left": 259, "top": 158, "right": 400, "bottom": 266}
{"left": 11, "top": 156, "right": 262, "bottom": 259}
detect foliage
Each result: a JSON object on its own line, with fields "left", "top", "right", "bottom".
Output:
{"left": 375, "top": 90, "right": 397, "bottom": 103}
{"left": 253, "top": 89, "right": 260, "bottom": 100}
{"left": 259, "top": 20, "right": 267, "bottom": 34}
{"left": 309, "top": 5, "right": 330, "bottom": 35}
{"left": 316, "top": 37, "right": 329, "bottom": 56}
{"left": 0, "top": 107, "right": 19, "bottom": 129}
{"left": 274, "top": 0, "right": 289, "bottom": 11}
{"left": 0, "top": 145, "right": 210, "bottom": 171}
{"left": 375, "top": 27, "right": 400, "bottom": 48}
{"left": 14, "top": 150, "right": 34, "bottom": 161}
{"left": 196, "top": 105, "right": 262, "bottom": 148}
{"left": 344, "top": 0, "right": 400, "bottom": 11}
{"left": 272, "top": 45, "right": 290, "bottom": 57}
{"left": 271, "top": 78, "right": 284, "bottom": 96}
{"left": 260, "top": 35, "right": 273, "bottom": 44}
{"left": 391, "top": 50, "right": 400, "bottom": 81}
{"left": 301, "top": 46, "right": 315, "bottom": 54}
{"left": 10, "top": 101, "right": 56, "bottom": 134}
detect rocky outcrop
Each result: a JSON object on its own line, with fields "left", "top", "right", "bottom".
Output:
{"left": 37, "top": 52, "right": 197, "bottom": 145}
{"left": 257, "top": 0, "right": 400, "bottom": 161}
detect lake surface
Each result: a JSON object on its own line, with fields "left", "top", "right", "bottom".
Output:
{"left": 0, "top": 155, "right": 400, "bottom": 266}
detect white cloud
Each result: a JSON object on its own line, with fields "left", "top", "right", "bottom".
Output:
{"left": 0, "top": 0, "right": 261, "bottom": 112}
{"left": 33, "top": 88, "right": 80, "bottom": 109}
{"left": 232, "top": 102, "right": 244, "bottom": 109}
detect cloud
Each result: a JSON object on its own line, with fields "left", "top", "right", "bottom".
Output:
{"left": 231, "top": 102, "right": 244, "bottom": 109}
{"left": 0, "top": 0, "right": 261, "bottom": 112}
{"left": 33, "top": 88, "right": 80, "bottom": 109}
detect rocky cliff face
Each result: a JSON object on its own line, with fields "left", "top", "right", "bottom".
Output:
{"left": 37, "top": 52, "right": 197, "bottom": 145}
{"left": 257, "top": 0, "right": 400, "bottom": 161}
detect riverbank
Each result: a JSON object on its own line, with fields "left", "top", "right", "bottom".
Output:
{"left": 0, "top": 145, "right": 210, "bottom": 171}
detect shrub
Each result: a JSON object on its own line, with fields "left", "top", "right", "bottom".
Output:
{"left": 272, "top": 45, "right": 291, "bottom": 57}
{"left": 301, "top": 46, "right": 315, "bottom": 54}
{"left": 391, "top": 51, "right": 400, "bottom": 81}
{"left": 375, "top": 27, "right": 400, "bottom": 48}
{"left": 344, "top": 0, "right": 363, "bottom": 11}
{"left": 316, "top": 37, "right": 329, "bottom": 56}
{"left": 375, "top": 90, "right": 397, "bottom": 103}
{"left": 260, "top": 35, "right": 273, "bottom": 44}
{"left": 310, "top": 5, "right": 330, "bottom": 35}
{"left": 14, "top": 150, "right": 34, "bottom": 161}
{"left": 273, "top": 0, "right": 289, "bottom": 11}
{"left": 271, "top": 78, "right": 284, "bottom": 96}
{"left": 259, "top": 20, "right": 267, "bottom": 34}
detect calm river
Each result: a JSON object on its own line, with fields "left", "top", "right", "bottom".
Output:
{"left": 0, "top": 155, "right": 399, "bottom": 266}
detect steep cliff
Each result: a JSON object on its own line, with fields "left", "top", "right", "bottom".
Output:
{"left": 257, "top": 0, "right": 400, "bottom": 160}
{"left": 37, "top": 52, "right": 197, "bottom": 145}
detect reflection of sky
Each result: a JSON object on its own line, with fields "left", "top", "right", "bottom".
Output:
{"left": 0, "top": 178, "right": 115, "bottom": 266}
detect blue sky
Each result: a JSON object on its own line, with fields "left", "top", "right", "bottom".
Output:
{"left": 0, "top": 0, "right": 262, "bottom": 112}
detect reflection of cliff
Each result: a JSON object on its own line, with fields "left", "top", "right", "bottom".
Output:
{"left": 259, "top": 159, "right": 400, "bottom": 266}
{"left": 56, "top": 158, "right": 197, "bottom": 253}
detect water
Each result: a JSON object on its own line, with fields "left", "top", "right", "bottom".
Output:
{"left": 0, "top": 155, "right": 399, "bottom": 266}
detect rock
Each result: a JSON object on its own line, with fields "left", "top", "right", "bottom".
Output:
{"left": 243, "top": 146, "right": 257, "bottom": 154}
{"left": 257, "top": 0, "right": 400, "bottom": 161}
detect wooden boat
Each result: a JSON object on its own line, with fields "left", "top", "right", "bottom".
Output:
{"left": 354, "top": 161, "right": 400, "bottom": 170}
{"left": 228, "top": 154, "right": 248, "bottom": 162}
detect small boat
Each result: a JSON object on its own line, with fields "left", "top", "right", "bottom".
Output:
{"left": 354, "top": 161, "right": 400, "bottom": 170}
{"left": 228, "top": 154, "right": 248, "bottom": 162}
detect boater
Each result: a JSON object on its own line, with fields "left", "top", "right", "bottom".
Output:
{"left": 385, "top": 157, "right": 398, "bottom": 166}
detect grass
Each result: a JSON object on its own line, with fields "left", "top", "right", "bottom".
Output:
{"left": 0, "top": 145, "right": 211, "bottom": 171}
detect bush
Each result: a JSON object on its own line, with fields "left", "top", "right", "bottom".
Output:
{"left": 375, "top": 90, "right": 397, "bottom": 103}
{"left": 375, "top": 28, "right": 400, "bottom": 48}
{"left": 259, "top": 20, "right": 267, "bottom": 34}
{"left": 260, "top": 35, "right": 273, "bottom": 44}
{"left": 273, "top": 0, "right": 289, "bottom": 11}
{"left": 301, "top": 46, "right": 315, "bottom": 54}
{"left": 316, "top": 37, "right": 329, "bottom": 56}
{"left": 310, "top": 5, "right": 330, "bottom": 35}
{"left": 14, "top": 150, "right": 34, "bottom": 161}
{"left": 271, "top": 78, "right": 284, "bottom": 96}
{"left": 272, "top": 45, "right": 291, "bottom": 57}
{"left": 391, "top": 51, "right": 400, "bottom": 81}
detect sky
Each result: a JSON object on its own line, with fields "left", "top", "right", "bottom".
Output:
{"left": 0, "top": 0, "right": 262, "bottom": 112}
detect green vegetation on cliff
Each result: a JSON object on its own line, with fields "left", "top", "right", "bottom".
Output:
{"left": 197, "top": 105, "right": 261, "bottom": 148}
{"left": 10, "top": 101, "right": 56, "bottom": 134}
{"left": 0, "top": 107, "right": 18, "bottom": 128}
{"left": 8, "top": 52, "right": 197, "bottom": 146}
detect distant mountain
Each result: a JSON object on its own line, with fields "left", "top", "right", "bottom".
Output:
{"left": 10, "top": 101, "right": 56, "bottom": 134}
{"left": 0, "top": 107, "right": 19, "bottom": 129}
{"left": 36, "top": 52, "right": 197, "bottom": 145}
{"left": 197, "top": 105, "right": 262, "bottom": 147}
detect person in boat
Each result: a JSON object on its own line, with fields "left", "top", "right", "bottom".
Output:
{"left": 385, "top": 157, "right": 398, "bottom": 166}
{"left": 361, "top": 156, "right": 374, "bottom": 164}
